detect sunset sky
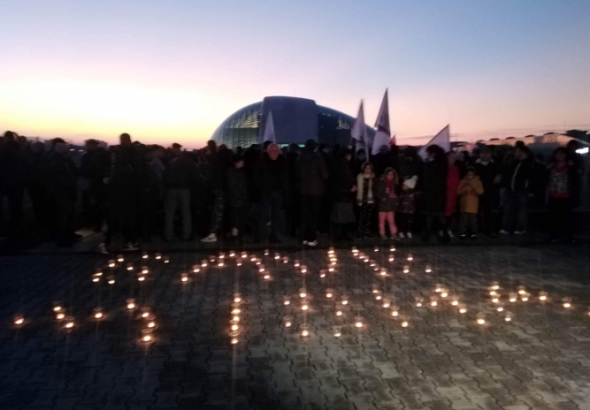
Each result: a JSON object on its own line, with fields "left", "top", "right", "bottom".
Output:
{"left": 1, "top": 0, "right": 589, "bottom": 148}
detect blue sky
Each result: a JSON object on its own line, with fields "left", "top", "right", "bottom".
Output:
{"left": 1, "top": 0, "right": 588, "bottom": 146}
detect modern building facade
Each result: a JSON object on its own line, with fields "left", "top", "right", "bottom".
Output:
{"left": 211, "top": 96, "right": 375, "bottom": 148}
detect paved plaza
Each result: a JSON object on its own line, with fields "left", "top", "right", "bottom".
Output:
{"left": 2, "top": 244, "right": 590, "bottom": 410}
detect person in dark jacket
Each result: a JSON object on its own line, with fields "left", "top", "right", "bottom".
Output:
{"left": 254, "top": 143, "right": 290, "bottom": 243}
{"left": 285, "top": 143, "right": 300, "bottom": 236}
{"left": 0, "top": 131, "right": 27, "bottom": 241}
{"left": 227, "top": 154, "right": 249, "bottom": 243}
{"left": 201, "top": 140, "right": 225, "bottom": 243}
{"left": 330, "top": 148, "right": 356, "bottom": 241}
{"left": 420, "top": 144, "right": 448, "bottom": 242}
{"left": 376, "top": 167, "right": 398, "bottom": 239}
{"left": 80, "top": 139, "right": 99, "bottom": 227}
{"left": 546, "top": 147, "right": 577, "bottom": 243}
{"left": 163, "top": 154, "right": 199, "bottom": 241}
{"left": 397, "top": 148, "right": 419, "bottom": 239}
{"left": 500, "top": 146, "right": 533, "bottom": 235}
{"left": 47, "top": 139, "right": 78, "bottom": 246}
{"left": 474, "top": 147, "right": 500, "bottom": 237}
{"left": 297, "top": 139, "right": 329, "bottom": 247}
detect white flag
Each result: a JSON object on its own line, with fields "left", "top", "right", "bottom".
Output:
{"left": 372, "top": 89, "right": 391, "bottom": 155}
{"left": 351, "top": 100, "right": 368, "bottom": 154}
{"left": 418, "top": 125, "right": 451, "bottom": 159}
{"left": 262, "top": 111, "right": 276, "bottom": 144}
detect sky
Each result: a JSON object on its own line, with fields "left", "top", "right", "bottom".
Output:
{"left": 1, "top": 0, "right": 589, "bottom": 148}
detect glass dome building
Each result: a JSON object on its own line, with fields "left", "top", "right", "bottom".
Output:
{"left": 211, "top": 96, "right": 375, "bottom": 149}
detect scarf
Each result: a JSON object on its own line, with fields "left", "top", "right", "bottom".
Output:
{"left": 357, "top": 174, "right": 374, "bottom": 204}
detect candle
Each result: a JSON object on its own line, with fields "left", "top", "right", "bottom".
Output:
{"left": 117, "top": 255, "right": 124, "bottom": 263}
{"left": 56, "top": 312, "right": 65, "bottom": 321}
{"left": 126, "top": 263, "right": 134, "bottom": 271}
{"left": 341, "top": 295, "right": 349, "bottom": 305}
{"left": 142, "top": 252, "right": 149, "bottom": 260}
{"left": 284, "top": 315, "right": 292, "bottom": 328}
{"left": 333, "top": 326, "right": 342, "bottom": 337}
{"left": 476, "top": 314, "right": 486, "bottom": 325}
{"left": 181, "top": 273, "right": 189, "bottom": 283}
{"left": 301, "top": 324, "right": 309, "bottom": 337}
{"left": 320, "top": 269, "right": 327, "bottom": 278}
{"left": 415, "top": 297, "right": 424, "bottom": 307}
{"left": 326, "top": 288, "right": 334, "bottom": 299}
{"left": 505, "top": 312, "right": 514, "bottom": 322}
{"left": 234, "top": 293, "right": 242, "bottom": 304}
{"left": 141, "top": 328, "right": 154, "bottom": 344}
{"left": 107, "top": 276, "right": 116, "bottom": 285}
{"left": 391, "top": 306, "right": 399, "bottom": 317}
{"left": 283, "top": 296, "right": 290, "bottom": 306}
{"left": 108, "top": 260, "right": 116, "bottom": 268}
{"left": 155, "top": 253, "right": 162, "bottom": 260}
{"left": 539, "top": 291, "right": 548, "bottom": 301}
{"left": 141, "top": 267, "right": 149, "bottom": 274}
{"left": 53, "top": 302, "right": 63, "bottom": 312}
{"left": 382, "top": 298, "right": 391, "bottom": 308}
{"left": 299, "top": 288, "right": 307, "bottom": 298}
{"left": 354, "top": 316, "right": 364, "bottom": 328}
{"left": 403, "top": 265, "right": 410, "bottom": 274}
{"left": 459, "top": 304, "right": 467, "bottom": 314}
{"left": 425, "top": 265, "right": 432, "bottom": 273}
{"left": 93, "top": 308, "right": 104, "bottom": 320}
{"left": 407, "top": 254, "right": 413, "bottom": 261}
{"left": 491, "top": 281, "right": 500, "bottom": 290}
{"left": 230, "top": 330, "right": 239, "bottom": 345}
{"left": 380, "top": 270, "right": 387, "bottom": 277}
{"left": 563, "top": 297, "right": 572, "bottom": 309}
{"left": 193, "top": 265, "right": 200, "bottom": 273}
{"left": 301, "top": 299, "right": 309, "bottom": 311}
{"left": 509, "top": 293, "right": 517, "bottom": 303}
{"left": 126, "top": 299, "right": 136, "bottom": 310}
{"left": 64, "top": 316, "right": 75, "bottom": 329}
{"left": 230, "top": 319, "right": 239, "bottom": 332}
{"left": 13, "top": 314, "right": 24, "bottom": 326}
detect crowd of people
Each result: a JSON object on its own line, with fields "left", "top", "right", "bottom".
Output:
{"left": 0, "top": 130, "right": 585, "bottom": 253}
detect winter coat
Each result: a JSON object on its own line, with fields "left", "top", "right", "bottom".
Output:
{"left": 226, "top": 167, "right": 249, "bottom": 207}
{"left": 0, "top": 140, "right": 27, "bottom": 190}
{"left": 47, "top": 153, "right": 78, "bottom": 200}
{"left": 474, "top": 159, "right": 499, "bottom": 201}
{"left": 376, "top": 176, "right": 398, "bottom": 212}
{"left": 356, "top": 174, "right": 375, "bottom": 205}
{"left": 254, "top": 154, "right": 291, "bottom": 202}
{"left": 330, "top": 157, "right": 355, "bottom": 203}
{"left": 163, "top": 156, "right": 199, "bottom": 189}
{"left": 420, "top": 158, "right": 447, "bottom": 215}
{"left": 296, "top": 150, "right": 329, "bottom": 196}
{"left": 445, "top": 164, "right": 460, "bottom": 217}
{"left": 504, "top": 157, "right": 533, "bottom": 193}
{"left": 457, "top": 176, "right": 484, "bottom": 214}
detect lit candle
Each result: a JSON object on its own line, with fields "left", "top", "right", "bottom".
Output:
{"left": 459, "top": 304, "right": 467, "bottom": 314}
{"left": 389, "top": 256, "right": 394, "bottom": 262}
{"left": 95, "top": 268, "right": 103, "bottom": 277}
{"left": 53, "top": 302, "right": 63, "bottom": 312}
{"left": 336, "top": 309, "right": 343, "bottom": 317}
{"left": 274, "top": 253, "right": 280, "bottom": 260}
{"left": 164, "top": 257, "right": 170, "bottom": 264}
{"left": 355, "top": 316, "right": 364, "bottom": 328}
{"left": 326, "top": 288, "right": 334, "bottom": 299}
{"left": 341, "top": 295, "right": 349, "bottom": 305}
{"left": 263, "top": 274, "right": 271, "bottom": 281}
{"left": 126, "top": 263, "right": 134, "bottom": 271}
{"left": 140, "top": 307, "right": 150, "bottom": 318}
{"left": 517, "top": 286, "right": 526, "bottom": 295}
{"left": 146, "top": 315, "right": 156, "bottom": 328}
{"left": 284, "top": 315, "right": 293, "bottom": 328}
{"left": 181, "top": 273, "right": 189, "bottom": 283}
{"left": 539, "top": 291, "right": 548, "bottom": 301}
{"left": 390, "top": 246, "right": 396, "bottom": 252}
{"left": 301, "top": 299, "right": 309, "bottom": 311}
{"left": 259, "top": 266, "right": 265, "bottom": 272}
{"left": 234, "top": 293, "right": 242, "bottom": 304}
{"left": 374, "top": 291, "right": 382, "bottom": 301}
{"left": 415, "top": 297, "right": 424, "bottom": 307}
{"left": 56, "top": 312, "right": 65, "bottom": 321}
{"left": 13, "top": 314, "right": 24, "bottom": 326}
{"left": 301, "top": 324, "right": 309, "bottom": 337}
{"left": 299, "top": 288, "right": 307, "bottom": 298}
{"left": 193, "top": 265, "right": 200, "bottom": 273}
{"left": 126, "top": 299, "right": 136, "bottom": 310}
{"left": 320, "top": 269, "right": 327, "bottom": 278}
{"left": 401, "top": 320, "right": 409, "bottom": 328}
{"left": 441, "top": 290, "right": 448, "bottom": 298}
{"left": 563, "top": 297, "right": 572, "bottom": 309}
{"left": 93, "top": 308, "right": 104, "bottom": 320}
{"left": 328, "top": 267, "right": 335, "bottom": 272}
{"left": 520, "top": 292, "right": 529, "bottom": 302}
{"left": 492, "top": 297, "right": 499, "bottom": 304}
{"left": 142, "top": 252, "right": 149, "bottom": 260}
{"left": 476, "top": 313, "right": 486, "bottom": 325}
{"left": 382, "top": 298, "right": 391, "bottom": 308}
{"left": 138, "top": 275, "right": 145, "bottom": 282}
{"left": 490, "top": 290, "right": 497, "bottom": 296}
{"left": 294, "top": 260, "right": 300, "bottom": 267}
{"left": 505, "top": 312, "right": 514, "bottom": 322}
{"left": 107, "top": 276, "right": 115, "bottom": 285}
{"left": 201, "top": 259, "right": 208, "bottom": 267}
{"left": 117, "top": 255, "right": 124, "bottom": 263}
{"left": 496, "top": 305, "right": 504, "bottom": 312}
{"left": 370, "top": 261, "right": 376, "bottom": 267}
{"left": 283, "top": 256, "right": 289, "bottom": 264}
{"left": 509, "top": 292, "right": 517, "bottom": 303}
{"left": 300, "top": 266, "right": 307, "bottom": 274}
{"left": 141, "top": 267, "right": 149, "bottom": 274}
{"left": 219, "top": 252, "right": 225, "bottom": 259}
{"left": 430, "top": 297, "right": 438, "bottom": 307}
{"left": 218, "top": 261, "right": 224, "bottom": 268}
{"left": 391, "top": 306, "right": 399, "bottom": 317}
{"left": 141, "top": 328, "right": 153, "bottom": 344}
{"left": 155, "top": 253, "right": 162, "bottom": 260}
{"left": 425, "top": 265, "right": 432, "bottom": 273}
{"left": 333, "top": 326, "right": 342, "bottom": 337}
{"left": 380, "top": 270, "right": 387, "bottom": 277}
{"left": 230, "top": 319, "right": 239, "bottom": 332}
{"left": 92, "top": 274, "right": 100, "bottom": 283}
{"left": 435, "top": 284, "right": 443, "bottom": 293}
{"left": 403, "top": 265, "right": 410, "bottom": 274}
{"left": 283, "top": 296, "right": 291, "bottom": 306}
{"left": 229, "top": 251, "right": 236, "bottom": 258}
{"left": 241, "top": 252, "right": 248, "bottom": 259}
{"left": 407, "top": 254, "right": 413, "bottom": 261}
{"left": 451, "top": 297, "right": 459, "bottom": 306}
{"left": 491, "top": 281, "right": 500, "bottom": 290}
{"left": 237, "top": 259, "right": 242, "bottom": 266}
{"left": 108, "top": 260, "right": 116, "bottom": 268}
{"left": 230, "top": 330, "right": 239, "bottom": 345}
{"left": 64, "top": 316, "right": 75, "bottom": 329}
{"left": 264, "top": 249, "right": 269, "bottom": 256}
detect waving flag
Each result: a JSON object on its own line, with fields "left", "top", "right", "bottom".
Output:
{"left": 262, "top": 111, "right": 276, "bottom": 144}
{"left": 372, "top": 89, "right": 391, "bottom": 155}
{"left": 418, "top": 125, "right": 451, "bottom": 159}
{"left": 351, "top": 100, "right": 368, "bottom": 154}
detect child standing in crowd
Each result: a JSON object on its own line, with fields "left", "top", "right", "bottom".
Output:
{"left": 397, "top": 148, "right": 419, "bottom": 239}
{"left": 457, "top": 167, "right": 484, "bottom": 240}
{"left": 547, "top": 147, "right": 576, "bottom": 243}
{"left": 226, "top": 154, "right": 249, "bottom": 244}
{"left": 356, "top": 162, "right": 375, "bottom": 238}
{"left": 377, "top": 167, "right": 398, "bottom": 239}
